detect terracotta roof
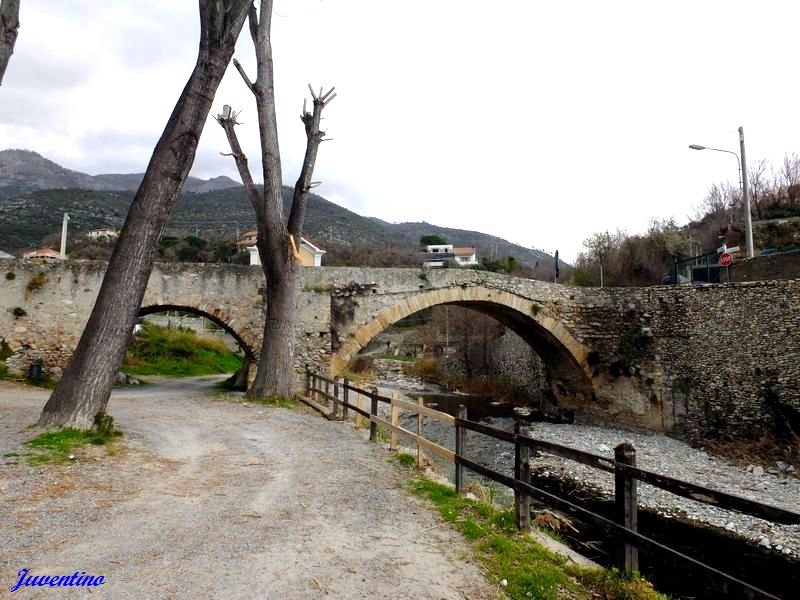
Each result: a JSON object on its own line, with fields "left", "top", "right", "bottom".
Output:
{"left": 300, "top": 236, "right": 326, "bottom": 254}
{"left": 23, "top": 248, "right": 62, "bottom": 258}
{"left": 453, "top": 247, "right": 476, "bottom": 256}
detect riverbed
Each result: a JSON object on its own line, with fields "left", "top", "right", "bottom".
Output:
{"left": 367, "top": 375, "right": 800, "bottom": 599}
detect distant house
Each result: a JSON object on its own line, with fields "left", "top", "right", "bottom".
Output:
{"left": 422, "top": 244, "right": 478, "bottom": 268}
{"left": 453, "top": 246, "right": 478, "bottom": 266}
{"left": 0, "top": 250, "right": 14, "bottom": 259}
{"left": 238, "top": 230, "right": 326, "bottom": 267}
{"left": 86, "top": 227, "right": 119, "bottom": 240}
{"left": 22, "top": 248, "right": 63, "bottom": 261}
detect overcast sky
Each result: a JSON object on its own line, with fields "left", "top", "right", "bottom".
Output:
{"left": 2, "top": 1, "right": 799, "bottom": 261}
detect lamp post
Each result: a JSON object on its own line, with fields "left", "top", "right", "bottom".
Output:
{"left": 688, "top": 126, "right": 754, "bottom": 258}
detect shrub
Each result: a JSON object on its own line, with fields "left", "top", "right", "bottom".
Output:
{"left": 5, "top": 272, "right": 15, "bottom": 280}
{"left": 24, "top": 272, "right": 47, "bottom": 299}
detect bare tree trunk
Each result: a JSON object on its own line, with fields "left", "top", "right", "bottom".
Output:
{"left": 0, "top": 0, "right": 20, "bottom": 85}
{"left": 38, "top": 1, "right": 251, "bottom": 429}
{"left": 216, "top": 0, "right": 334, "bottom": 399}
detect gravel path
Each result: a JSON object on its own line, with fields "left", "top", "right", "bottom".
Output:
{"left": 0, "top": 378, "right": 496, "bottom": 599}
{"left": 527, "top": 422, "right": 800, "bottom": 557}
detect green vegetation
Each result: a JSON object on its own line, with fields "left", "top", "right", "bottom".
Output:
{"left": 24, "top": 272, "right": 47, "bottom": 299}
{"left": 420, "top": 234, "right": 448, "bottom": 246}
{"left": 395, "top": 452, "right": 417, "bottom": 467}
{"left": 25, "top": 414, "right": 122, "bottom": 465}
{"left": 410, "top": 480, "right": 664, "bottom": 600}
{"left": 5, "top": 271, "right": 15, "bottom": 280}
{"left": 123, "top": 323, "right": 243, "bottom": 377}
{"left": 12, "top": 307, "right": 26, "bottom": 317}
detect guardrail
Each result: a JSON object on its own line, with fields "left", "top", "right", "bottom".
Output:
{"left": 302, "top": 369, "right": 799, "bottom": 599}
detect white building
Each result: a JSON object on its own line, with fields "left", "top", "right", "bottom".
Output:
{"left": 422, "top": 244, "right": 478, "bottom": 268}
{"left": 86, "top": 227, "right": 119, "bottom": 240}
{"left": 22, "top": 248, "right": 63, "bottom": 261}
{"left": 239, "top": 230, "right": 326, "bottom": 267}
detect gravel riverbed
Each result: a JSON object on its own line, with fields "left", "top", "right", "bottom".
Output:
{"left": 508, "top": 422, "right": 799, "bottom": 557}
{"left": 364, "top": 366, "right": 800, "bottom": 558}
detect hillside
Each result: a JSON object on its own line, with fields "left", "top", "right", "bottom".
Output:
{"left": 0, "top": 150, "right": 558, "bottom": 267}
{"left": 0, "top": 149, "right": 239, "bottom": 199}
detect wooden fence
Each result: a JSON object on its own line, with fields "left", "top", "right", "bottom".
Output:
{"left": 303, "top": 369, "right": 799, "bottom": 599}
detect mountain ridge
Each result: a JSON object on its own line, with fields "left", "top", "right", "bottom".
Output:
{"left": 0, "top": 149, "right": 558, "bottom": 268}
{"left": 0, "top": 149, "right": 240, "bottom": 199}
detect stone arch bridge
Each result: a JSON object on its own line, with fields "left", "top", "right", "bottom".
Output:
{"left": 1, "top": 259, "right": 798, "bottom": 437}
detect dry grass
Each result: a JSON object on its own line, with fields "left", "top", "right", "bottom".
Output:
{"left": 701, "top": 432, "right": 799, "bottom": 474}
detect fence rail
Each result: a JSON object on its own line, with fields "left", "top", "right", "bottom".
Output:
{"left": 302, "top": 369, "right": 798, "bottom": 599}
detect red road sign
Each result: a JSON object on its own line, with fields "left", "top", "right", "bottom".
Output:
{"left": 719, "top": 252, "right": 733, "bottom": 267}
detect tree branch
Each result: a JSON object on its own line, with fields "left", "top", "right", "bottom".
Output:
{"left": 233, "top": 58, "right": 257, "bottom": 96}
{"left": 0, "top": 0, "right": 21, "bottom": 86}
{"left": 287, "top": 85, "right": 335, "bottom": 237}
{"left": 215, "top": 105, "right": 264, "bottom": 217}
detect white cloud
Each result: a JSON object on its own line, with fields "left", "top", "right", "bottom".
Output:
{"left": 2, "top": 0, "right": 799, "bottom": 262}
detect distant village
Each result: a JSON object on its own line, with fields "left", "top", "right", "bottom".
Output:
{"left": 0, "top": 223, "right": 480, "bottom": 270}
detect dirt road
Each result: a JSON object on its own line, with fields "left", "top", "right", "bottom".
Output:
{"left": 0, "top": 378, "right": 495, "bottom": 599}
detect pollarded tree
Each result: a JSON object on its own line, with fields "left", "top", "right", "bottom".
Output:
{"left": 38, "top": 1, "right": 252, "bottom": 428}
{"left": 215, "top": 0, "right": 335, "bottom": 399}
{"left": 0, "top": 0, "right": 20, "bottom": 85}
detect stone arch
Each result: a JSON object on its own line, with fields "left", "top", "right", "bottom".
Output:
{"left": 138, "top": 303, "right": 258, "bottom": 361}
{"left": 331, "top": 286, "right": 594, "bottom": 400}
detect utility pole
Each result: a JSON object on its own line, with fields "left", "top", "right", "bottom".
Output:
{"left": 739, "top": 126, "right": 754, "bottom": 258}
{"left": 554, "top": 249, "right": 560, "bottom": 284}
{"left": 60, "top": 213, "right": 70, "bottom": 259}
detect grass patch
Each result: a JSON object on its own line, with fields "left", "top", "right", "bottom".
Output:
{"left": 409, "top": 480, "right": 664, "bottom": 600}
{"left": 395, "top": 452, "right": 417, "bottom": 467}
{"left": 25, "top": 414, "right": 122, "bottom": 465}
{"left": 27, "top": 373, "right": 57, "bottom": 388}
{"left": 123, "top": 323, "right": 243, "bottom": 377}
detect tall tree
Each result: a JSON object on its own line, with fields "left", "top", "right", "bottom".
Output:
{"left": 216, "top": 0, "right": 335, "bottom": 398}
{"left": 38, "top": 1, "right": 251, "bottom": 428}
{"left": 0, "top": 0, "right": 20, "bottom": 85}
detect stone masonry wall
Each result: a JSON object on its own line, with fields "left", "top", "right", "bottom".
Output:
{"left": 1, "top": 259, "right": 798, "bottom": 438}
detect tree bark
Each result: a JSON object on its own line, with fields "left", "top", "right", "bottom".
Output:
{"left": 0, "top": 0, "right": 20, "bottom": 85}
{"left": 38, "top": 1, "right": 251, "bottom": 429}
{"left": 216, "top": 0, "right": 333, "bottom": 400}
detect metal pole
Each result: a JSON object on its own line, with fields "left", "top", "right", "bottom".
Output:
{"left": 739, "top": 126, "right": 754, "bottom": 258}
{"left": 599, "top": 262, "right": 604, "bottom": 288}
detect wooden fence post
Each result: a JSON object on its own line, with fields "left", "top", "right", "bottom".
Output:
{"left": 369, "top": 387, "right": 379, "bottom": 442}
{"left": 305, "top": 365, "right": 311, "bottom": 396}
{"left": 514, "top": 421, "right": 531, "bottom": 532}
{"left": 311, "top": 373, "right": 317, "bottom": 401}
{"left": 455, "top": 404, "right": 466, "bottom": 495}
{"left": 355, "top": 393, "right": 364, "bottom": 429}
{"left": 615, "top": 443, "right": 639, "bottom": 573}
{"left": 416, "top": 397, "right": 424, "bottom": 468}
{"left": 324, "top": 378, "right": 330, "bottom": 411}
{"left": 390, "top": 392, "right": 399, "bottom": 450}
{"left": 343, "top": 378, "right": 350, "bottom": 421}
{"left": 332, "top": 376, "right": 340, "bottom": 419}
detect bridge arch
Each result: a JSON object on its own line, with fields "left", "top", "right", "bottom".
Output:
{"left": 331, "top": 286, "right": 595, "bottom": 401}
{"left": 138, "top": 303, "right": 258, "bottom": 361}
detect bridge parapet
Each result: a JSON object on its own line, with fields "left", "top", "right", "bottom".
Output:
{"left": 1, "top": 259, "right": 797, "bottom": 438}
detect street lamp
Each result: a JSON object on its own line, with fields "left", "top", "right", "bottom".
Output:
{"left": 688, "top": 126, "right": 754, "bottom": 258}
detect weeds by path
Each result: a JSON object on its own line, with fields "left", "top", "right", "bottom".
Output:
{"left": 409, "top": 480, "right": 664, "bottom": 600}
{"left": 25, "top": 414, "right": 122, "bottom": 465}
